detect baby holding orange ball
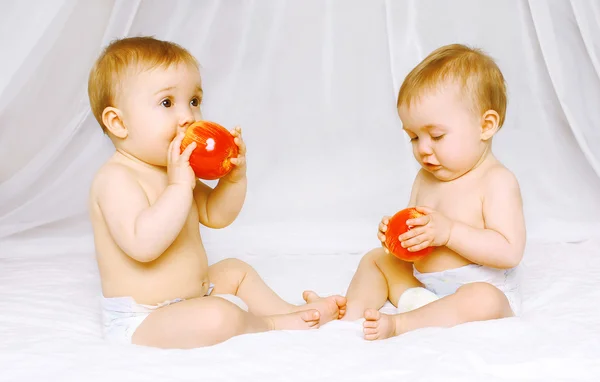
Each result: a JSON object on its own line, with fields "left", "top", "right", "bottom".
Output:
{"left": 306, "top": 44, "right": 526, "bottom": 340}
{"left": 87, "top": 36, "right": 346, "bottom": 348}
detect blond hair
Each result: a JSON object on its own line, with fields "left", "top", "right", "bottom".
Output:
{"left": 397, "top": 44, "right": 507, "bottom": 128}
{"left": 88, "top": 36, "right": 198, "bottom": 132}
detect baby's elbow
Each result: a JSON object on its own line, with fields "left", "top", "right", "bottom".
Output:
{"left": 122, "top": 241, "right": 161, "bottom": 263}
{"left": 131, "top": 251, "right": 160, "bottom": 263}
{"left": 203, "top": 219, "right": 231, "bottom": 229}
{"left": 496, "top": 233, "right": 525, "bottom": 269}
{"left": 200, "top": 213, "right": 232, "bottom": 229}
{"left": 135, "top": 245, "right": 163, "bottom": 263}
{"left": 503, "top": 256, "right": 521, "bottom": 269}
{"left": 503, "top": 248, "right": 524, "bottom": 269}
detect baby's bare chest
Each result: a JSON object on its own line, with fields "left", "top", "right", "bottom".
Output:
{"left": 136, "top": 171, "right": 199, "bottom": 222}
{"left": 136, "top": 172, "right": 169, "bottom": 204}
{"left": 415, "top": 179, "right": 485, "bottom": 228}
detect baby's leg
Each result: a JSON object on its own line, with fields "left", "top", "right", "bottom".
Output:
{"left": 363, "top": 282, "right": 513, "bottom": 340}
{"left": 132, "top": 296, "right": 320, "bottom": 349}
{"left": 208, "top": 259, "right": 345, "bottom": 324}
{"left": 336, "top": 247, "right": 422, "bottom": 320}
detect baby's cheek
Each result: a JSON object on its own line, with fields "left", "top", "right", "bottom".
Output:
{"left": 412, "top": 147, "right": 421, "bottom": 161}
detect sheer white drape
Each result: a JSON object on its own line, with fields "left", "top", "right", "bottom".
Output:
{"left": 1, "top": 0, "right": 599, "bottom": 251}
{"left": 529, "top": 0, "right": 600, "bottom": 178}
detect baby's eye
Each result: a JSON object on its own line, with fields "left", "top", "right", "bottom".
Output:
{"left": 161, "top": 98, "right": 172, "bottom": 108}
{"left": 432, "top": 135, "right": 444, "bottom": 141}
{"left": 190, "top": 97, "right": 200, "bottom": 107}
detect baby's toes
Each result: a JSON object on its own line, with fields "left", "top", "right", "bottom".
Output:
{"left": 364, "top": 308, "right": 380, "bottom": 321}
{"left": 302, "top": 290, "right": 319, "bottom": 303}
{"left": 364, "top": 329, "right": 380, "bottom": 341}
{"left": 333, "top": 295, "right": 347, "bottom": 309}
{"left": 301, "top": 309, "right": 320, "bottom": 325}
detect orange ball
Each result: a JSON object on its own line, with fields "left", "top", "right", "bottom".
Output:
{"left": 385, "top": 207, "right": 434, "bottom": 262}
{"left": 180, "top": 121, "right": 239, "bottom": 180}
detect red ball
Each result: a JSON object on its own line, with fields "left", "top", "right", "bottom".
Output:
{"left": 180, "top": 121, "right": 239, "bottom": 180}
{"left": 385, "top": 207, "right": 434, "bottom": 262}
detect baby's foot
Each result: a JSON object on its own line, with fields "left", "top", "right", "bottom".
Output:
{"left": 268, "top": 309, "right": 320, "bottom": 330}
{"left": 302, "top": 290, "right": 347, "bottom": 323}
{"left": 362, "top": 309, "right": 399, "bottom": 340}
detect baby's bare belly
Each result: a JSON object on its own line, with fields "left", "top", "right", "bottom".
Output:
{"left": 413, "top": 246, "right": 472, "bottom": 274}
{"left": 99, "top": 246, "right": 209, "bottom": 305}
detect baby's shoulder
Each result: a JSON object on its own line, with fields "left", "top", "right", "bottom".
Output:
{"left": 90, "top": 161, "right": 140, "bottom": 199}
{"left": 481, "top": 163, "right": 521, "bottom": 193}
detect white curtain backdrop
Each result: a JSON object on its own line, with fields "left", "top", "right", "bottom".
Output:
{"left": 1, "top": 0, "right": 599, "bottom": 256}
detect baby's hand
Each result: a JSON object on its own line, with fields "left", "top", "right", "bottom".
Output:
{"left": 223, "top": 126, "right": 247, "bottom": 183}
{"left": 398, "top": 206, "right": 453, "bottom": 252}
{"left": 167, "top": 130, "right": 197, "bottom": 190}
{"left": 377, "top": 215, "right": 392, "bottom": 254}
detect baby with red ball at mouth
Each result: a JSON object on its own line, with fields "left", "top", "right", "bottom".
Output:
{"left": 87, "top": 36, "right": 346, "bottom": 349}
{"left": 303, "top": 44, "right": 526, "bottom": 340}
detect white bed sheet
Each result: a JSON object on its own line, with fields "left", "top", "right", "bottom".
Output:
{"left": 1, "top": 227, "right": 599, "bottom": 382}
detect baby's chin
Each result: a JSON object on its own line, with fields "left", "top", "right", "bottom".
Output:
{"left": 129, "top": 149, "right": 169, "bottom": 168}
{"left": 424, "top": 166, "right": 463, "bottom": 182}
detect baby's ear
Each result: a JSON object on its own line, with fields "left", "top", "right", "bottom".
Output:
{"left": 102, "top": 107, "right": 128, "bottom": 139}
{"left": 480, "top": 109, "right": 500, "bottom": 141}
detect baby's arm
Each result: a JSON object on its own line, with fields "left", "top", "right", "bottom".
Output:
{"left": 193, "top": 177, "right": 247, "bottom": 229}
{"left": 95, "top": 165, "right": 193, "bottom": 262}
{"left": 95, "top": 132, "right": 197, "bottom": 262}
{"left": 193, "top": 127, "right": 247, "bottom": 229}
{"left": 446, "top": 167, "right": 526, "bottom": 268}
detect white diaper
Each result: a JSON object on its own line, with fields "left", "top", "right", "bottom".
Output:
{"left": 399, "top": 264, "right": 521, "bottom": 316}
{"left": 100, "top": 284, "right": 248, "bottom": 344}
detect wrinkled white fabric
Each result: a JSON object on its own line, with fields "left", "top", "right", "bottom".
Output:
{"left": 1, "top": 238, "right": 599, "bottom": 381}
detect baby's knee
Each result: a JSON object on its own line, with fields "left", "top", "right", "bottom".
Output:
{"left": 457, "top": 282, "right": 509, "bottom": 319}
{"left": 200, "top": 297, "right": 247, "bottom": 336}
{"left": 360, "top": 247, "right": 387, "bottom": 265}
{"left": 219, "top": 258, "right": 254, "bottom": 273}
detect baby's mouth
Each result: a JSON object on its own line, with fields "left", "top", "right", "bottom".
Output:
{"left": 423, "top": 162, "right": 442, "bottom": 170}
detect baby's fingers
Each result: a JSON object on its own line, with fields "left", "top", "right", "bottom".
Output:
{"left": 232, "top": 129, "right": 246, "bottom": 155}
{"left": 171, "top": 132, "right": 185, "bottom": 162}
{"left": 167, "top": 139, "right": 175, "bottom": 162}
{"left": 180, "top": 141, "right": 197, "bottom": 163}
{"left": 407, "top": 239, "right": 431, "bottom": 252}
{"left": 398, "top": 227, "right": 423, "bottom": 242}
{"left": 229, "top": 156, "right": 246, "bottom": 167}
{"left": 230, "top": 126, "right": 242, "bottom": 139}
{"left": 230, "top": 126, "right": 242, "bottom": 136}
{"left": 401, "top": 232, "right": 426, "bottom": 248}
{"left": 379, "top": 221, "right": 387, "bottom": 233}
{"left": 406, "top": 215, "right": 429, "bottom": 227}
{"left": 377, "top": 232, "right": 386, "bottom": 243}
{"left": 235, "top": 137, "right": 247, "bottom": 155}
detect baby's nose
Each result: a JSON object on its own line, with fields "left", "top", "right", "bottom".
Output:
{"left": 417, "top": 141, "right": 433, "bottom": 156}
{"left": 178, "top": 108, "right": 195, "bottom": 127}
